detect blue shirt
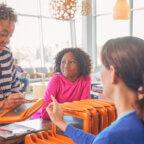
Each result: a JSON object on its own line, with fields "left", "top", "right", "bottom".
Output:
{"left": 65, "top": 112, "right": 144, "bottom": 144}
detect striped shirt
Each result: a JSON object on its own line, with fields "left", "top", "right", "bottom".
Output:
{"left": 0, "top": 47, "right": 20, "bottom": 98}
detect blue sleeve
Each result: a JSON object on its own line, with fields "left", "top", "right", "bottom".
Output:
{"left": 91, "top": 127, "right": 111, "bottom": 144}
{"left": 64, "top": 125, "right": 95, "bottom": 144}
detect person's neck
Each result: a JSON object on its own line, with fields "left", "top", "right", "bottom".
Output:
{"left": 65, "top": 75, "right": 80, "bottom": 82}
{"left": 67, "top": 77, "right": 78, "bottom": 82}
{"left": 113, "top": 85, "right": 136, "bottom": 118}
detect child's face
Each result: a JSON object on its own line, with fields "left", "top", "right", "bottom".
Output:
{"left": 60, "top": 52, "right": 79, "bottom": 81}
{"left": 0, "top": 20, "right": 15, "bottom": 50}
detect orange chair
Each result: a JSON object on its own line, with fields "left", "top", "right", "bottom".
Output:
{"left": 38, "top": 130, "right": 74, "bottom": 144}
{"left": 81, "top": 99, "right": 117, "bottom": 124}
{"left": 73, "top": 100, "right": 108, "bottom": 132}
{"left": 25, "top": 127, "right": 74, "bottom": 144}
{"left": 25, "top": 99, "right": 117, "bottom": 144}
{"left": 71, "top": 101, "right": 99, "bottom": 134}
{"left": 61, "top": 102, "right": 92, "bottom": 133}
{"left": 93, "top": 99, "right": 117, "bottom": 124}
{"left": 0, "top": 99, "right": 45, "bottom": 124}
{"left": 96, "top": 99, "right": 117, "bottom": 118}
{"left": 25, "top": 133, "right": 53, "bottom": 144}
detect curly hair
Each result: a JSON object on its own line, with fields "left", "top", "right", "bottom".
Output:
{"left": 0, "top": 4, "right": 17, "bottom": 22}
{"left": 54, "top": 48, "right": 92, "bottom": 76}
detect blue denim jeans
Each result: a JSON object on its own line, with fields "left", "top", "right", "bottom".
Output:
{"left": 18, "top": 77, "right": 29, "bottom": 92}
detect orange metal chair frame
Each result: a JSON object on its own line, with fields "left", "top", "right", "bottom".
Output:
{"left": 74, "top": 100, "right": 108, "bottom": 132}
{"left": 82, "top": 99, "right": 117, "bottom": 124}
{"left": 72, "top": 102, "right": 99, "bottom": 134}
{"left": 61, "top": 102, "right": 92, "bottom": 133}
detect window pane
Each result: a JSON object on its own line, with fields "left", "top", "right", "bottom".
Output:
{"left": 6, "top": 0, "right": 39, "bottom": 15}
{"left": 97, "top": 0, "right": 115, "bottom": 14}
{"left": 75, "top": 18, "right": 82, "bottom": 47}
{"left": 97, "top": 15, "right": 129, "bottom": 45}
{"left": 10, "top": 16, "right": 40, "bottom": 68}
{"left": 133, "top": 0, "right": 144, "bottom": 8}
{"left": 40, "top": 0, "right": 51, "bottom": 17}
{"left": 133, "top": 10, "right": 144, "bottom": 39}
{"left": 42, "top": 19, "right": 71, "bottom": 68}
{"left": 96, "top": 15, "right": 129, "bottom": 64}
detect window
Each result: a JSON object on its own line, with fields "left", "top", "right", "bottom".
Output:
{"left": 10, "top": 16, "right": 40, "bottom": 67}
{"left": 42, "top": 18, "right": 71, "bottom": 68}
{"left": 6, "top": 0, "right": 73, "bottom": 71}
{"left": 7, "top": 0, "right": 39, "bottom": 15}
{"left": 133, "top": 0, "right": 144, "bottom": 8}
{"left": 94, "top": 0, "right": 130, "bottom": 66}
{"left": 133, "top": 0, "right": 144, "bottom": 39}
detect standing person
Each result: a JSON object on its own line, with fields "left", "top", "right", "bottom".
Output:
{"left": 47, "top": 36, "right": 144, "bottom": 144}
{"left": 14, "top": 59, "right": 29, "bottom": 93}
{"left": 0, "top": 4, "right": 25, "bottom": 110}
{"left": 32, "top": 48, "right": 92, "bottom": 120}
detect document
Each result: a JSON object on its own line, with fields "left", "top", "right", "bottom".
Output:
{"left": 0, "top": 123, "right": 36, "bottom": 139}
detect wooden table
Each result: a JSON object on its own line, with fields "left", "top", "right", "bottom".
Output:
{"left": 0, "top": 119, "right": 51, "bottom": 144}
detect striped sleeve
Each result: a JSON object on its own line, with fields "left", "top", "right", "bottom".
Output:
{"left": 11, "top": 59, "right": 20, "bottom": 93}
{"left": 0, "top": 48, "right": 20, "bottom": 97}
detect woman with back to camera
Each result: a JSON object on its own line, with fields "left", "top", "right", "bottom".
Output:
{"left": 32, "top": 48, "right": 91, "bottom": 120}
{"left": 47, "top": 36, "right": 144, "bottom": 144}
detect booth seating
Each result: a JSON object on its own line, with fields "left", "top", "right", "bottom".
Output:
{"left": 24, "top": 67, "right": 51, "bottom": 83}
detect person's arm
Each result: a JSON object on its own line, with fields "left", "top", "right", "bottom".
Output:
{"left": 11, "top": 60, "right": 20, "bottom": 93}
{"left": 80, "top": 76, "right": 91, "bottom": 99}
{"left": 65, "top": 125, "right": 95, "bottom": 144}
{"left": 41, "top": 75, "right": 59, "bottom": 120}
{"left": 0, "top": 93, "right": 26, "bottom": 110}
{"left": 46, "top": 96, "right": 95, "bottom": 144}
{"left": 0, "top": 100, "right": 4, "bottom": 109}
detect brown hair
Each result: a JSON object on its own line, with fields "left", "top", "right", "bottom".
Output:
{"left": 0, "top": 4, "right": 17, "bottom": 22}
{"left": 101, "top": 36, "right": 144, "bottom": 121}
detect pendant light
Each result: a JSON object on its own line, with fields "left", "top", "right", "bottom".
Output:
{"left": 113, "top": 0, "right": 130, "bottom": 20}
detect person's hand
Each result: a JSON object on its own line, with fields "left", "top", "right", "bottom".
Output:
{"left": 46, "top": 95, "right": 67, "bottom": 131}
{"left": 2, "top": 93, "right": 26, "bottom": 109}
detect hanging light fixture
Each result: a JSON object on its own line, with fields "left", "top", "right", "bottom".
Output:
{"left": 113, "top": 0, "right": 130, "bottom": 20}
{"left": 48, "top": 0, "right": 92, "bottom": 21}
{"left": 49, "top": 0, "right": 77, "bottom": 21}
{"left": 81, "top": 0, "right": 92, "bottom": 16}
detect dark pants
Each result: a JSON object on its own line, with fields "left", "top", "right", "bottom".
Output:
{"left": 18, "top": 77, "right": 29, "bottom": 92}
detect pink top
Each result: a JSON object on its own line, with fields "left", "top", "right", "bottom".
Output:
{"left": 32, "top": 73, "right": 91, "bottom": 120}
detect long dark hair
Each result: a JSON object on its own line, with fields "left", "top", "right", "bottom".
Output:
{"left": 101, "top": 36, "right": 144, "bottom": 121}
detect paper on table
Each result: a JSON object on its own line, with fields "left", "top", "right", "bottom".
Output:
{"left": 0, "top": 123, "right": 36, "bottom": 139}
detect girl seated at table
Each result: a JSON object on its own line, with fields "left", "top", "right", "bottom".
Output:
{"left": 32, "top": 48, "right": 92, "bottom": 120}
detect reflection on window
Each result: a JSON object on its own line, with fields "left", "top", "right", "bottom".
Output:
{"left": 42, "top": 19, "right": 71, "bottom": 69}
{"left": 133, "top": 10, "right": 144, "bottom": 39}
{"left": 96, "top": 15, "right": 129, "bottom": 65}
{"left": 97, "top": 15, "right": 129, "bottom": 46}
{"left": 6, "top": 0, "right": 39, "bottom": 15}
{"left": 6, "top": 0, "right": 72, "bottom": 72}
{"left": 10, "top": 16, "right": 40, "bottom": 68}
{"left": 75, "top": 18, "right": 82, "bottom": 47}
{"left": 97, "top": 0, "right": 115, "bottom": 14}
{"left": 133, "top": 0, "right": 144, "bottom": 9}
